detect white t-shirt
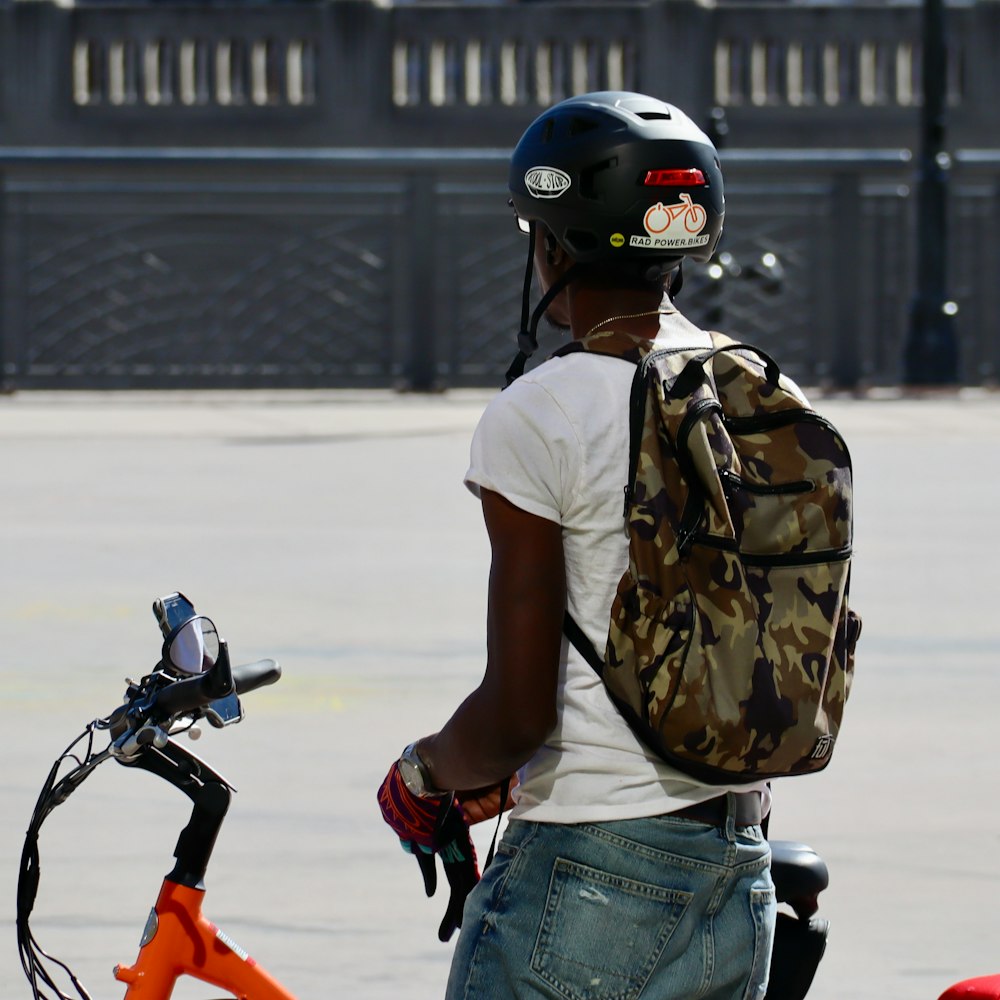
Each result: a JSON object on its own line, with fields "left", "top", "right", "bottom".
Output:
{"left": 465, "top": 313, "right": 771, "bottom": 824}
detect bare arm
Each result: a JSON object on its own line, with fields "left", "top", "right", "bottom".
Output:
{"left": 417, "top": 488, "right": 565, "bottom": 792}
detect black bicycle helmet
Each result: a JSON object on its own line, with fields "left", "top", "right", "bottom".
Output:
{"left": 509, "top": 91, "right": 724, "bottom": 268}
{"left": 504, "top": 92, "right": 724, "bottom": 384}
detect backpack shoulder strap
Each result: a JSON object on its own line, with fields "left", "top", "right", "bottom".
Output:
{"left": 551, "top": 330, "right": 654, "bottom": 365}
{"left": 559, "top": 329, "right": 759, "bottom": 678}
{"left": 670, "top": 333, "right": 783, "bottom": 399}
{"left": 554, "top": 333, "right": 653, "bottom": 670}
{"left": 563, "top": 610, "right": 605, "bottom": 677}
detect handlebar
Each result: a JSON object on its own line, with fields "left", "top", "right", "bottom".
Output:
{"left": 233, "top": 658, "right": 282, "bottom": 695}
{"left": 17, "top": 603, "right": 285, "bottom": 1000}
{"left": 151, "top": 640, "right": 234, "bottom": 721}
{"left": 147, "top": 647, "right": 283, "bottom": 723}
{"left": 146, "top": 642, "right": 280, "bottom": 721}
{"left": 109, "top": 637, "right": 282, "bottom": 760}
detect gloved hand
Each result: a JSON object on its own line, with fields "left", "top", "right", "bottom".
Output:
{"left": 377, "top": 762, "right": 480, "bottom": 942}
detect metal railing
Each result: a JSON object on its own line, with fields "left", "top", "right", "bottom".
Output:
{"left": 1, "top": 0, "right": 997, "bottom": 390}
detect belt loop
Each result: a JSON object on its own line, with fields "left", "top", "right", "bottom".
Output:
{"left": 724, "top": 792, "right": 737, "bottom": 843}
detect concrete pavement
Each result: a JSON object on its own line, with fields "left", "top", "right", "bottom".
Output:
{"left": 2, "top": 388, "right": 999, "bottom": 1000}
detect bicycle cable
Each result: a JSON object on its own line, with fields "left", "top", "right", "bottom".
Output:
{"left": 17, "top": 720, "right": 114, "bottom": 1000}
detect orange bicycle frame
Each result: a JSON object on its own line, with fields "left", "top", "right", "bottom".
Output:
{"left": 112, "top": 738, "right": 297, "bottom": 999}
{"left": 114, "top": 879, "right": 294, "bottom": 999}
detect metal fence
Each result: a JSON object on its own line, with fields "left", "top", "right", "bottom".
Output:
{"left": 1, "top": 0, "right": 998, "bottom": 390}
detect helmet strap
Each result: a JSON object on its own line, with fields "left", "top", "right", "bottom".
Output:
{"left": 504, "top": 226, "right": 583, "bottom": 387}
{"left": 668, "top": 262, "right": 684, "bottom": 298}
{"left": 504, "top": 223, "right": 538, "bottom": 387}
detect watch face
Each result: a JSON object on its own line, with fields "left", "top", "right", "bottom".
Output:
{"left": 398, "top": 755, "right": 425, "bottom": 797}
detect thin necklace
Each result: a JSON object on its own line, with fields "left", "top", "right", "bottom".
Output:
{"left": 583, "top": 307, "right": 672, "bottom": 339}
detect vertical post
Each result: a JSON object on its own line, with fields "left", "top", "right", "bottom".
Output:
{"left": 0, "top": 183, "right": 14, "bottom": 393}
{"left": 832, "top": 172, "right": 864, "bottom": 389}
{"left": 405, "top": 171, "right": 438, "bottom": 391}
{"left": 651, "top": 1, "right": 715, "bottom": 119}
{"left": 904, "top": 0, "right": 959, "bottom": 385}
{"left": 0, "top": 181, "right": 20, "bottom": 393}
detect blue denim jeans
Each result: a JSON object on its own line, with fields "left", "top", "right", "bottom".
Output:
{"left": 445, "top": 808, "right": 775, "bottom": 1000}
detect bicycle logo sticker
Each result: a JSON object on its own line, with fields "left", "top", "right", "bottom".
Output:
{"left": 629, "top": 194, "right": 710, "bottom": 249}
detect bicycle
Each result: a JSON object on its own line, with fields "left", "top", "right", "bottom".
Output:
{"left": 18, "top": 592, "right": 835, "bottom": 1000}
{"left": 17, "top": 593, "right": 290, "bottom": 1000}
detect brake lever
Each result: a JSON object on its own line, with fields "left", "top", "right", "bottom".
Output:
{"left": 104, "top": 640, "right": 249, "bottom": 759}
{"left": 102, "top": 671, "right": 177, "bottom": 761}
{"left": 111, "top": 721, "right": 170, "bottom": 761}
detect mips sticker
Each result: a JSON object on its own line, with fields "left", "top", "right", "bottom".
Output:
{"left": 524, "top": 167, "right": 571, "bottom": 199}
{"left": 610, "top": 233, "right": 625, "bottom": 248}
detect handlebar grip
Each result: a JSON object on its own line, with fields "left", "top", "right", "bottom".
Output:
{"left": 151, "top": 670, "right": 231, "bottom": 720}
{"left": 232, "top": 659, "right": 281, "bottom": 695}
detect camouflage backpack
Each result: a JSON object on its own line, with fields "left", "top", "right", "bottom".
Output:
{"left": 557, "top": 329, "right": 861, "bottom": 783}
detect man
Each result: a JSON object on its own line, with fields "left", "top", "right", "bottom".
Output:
{"left": 379, "top": 91, "right": 775, "bottom": 1000}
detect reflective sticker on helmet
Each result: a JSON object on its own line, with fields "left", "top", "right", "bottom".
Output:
{"left": 524, "top": 166, "right": 571, "bottom": 199}
{"left": 610, "top": 233, "right": 625, "bottom": 248}
{"left": 629, "top": 194, "right": 710, "bottom": 249}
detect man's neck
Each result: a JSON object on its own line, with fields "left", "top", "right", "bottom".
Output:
{"left": 570, "top": 287, "right": 674, "bottom": 341}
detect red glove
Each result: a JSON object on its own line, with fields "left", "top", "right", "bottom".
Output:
{"left": 377, "top": 762, "right": 480, "bottom": 941}
{"left": 377, "top": 760, "right": 447, "bottom": 849}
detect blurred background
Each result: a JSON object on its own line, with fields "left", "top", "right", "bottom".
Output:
{"left": 0, "top": 0, "right": 995, "bottom": 393}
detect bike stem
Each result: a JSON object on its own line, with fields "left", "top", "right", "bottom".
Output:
{"left": 119, "top": 738, "right": 233, "bottom": 889}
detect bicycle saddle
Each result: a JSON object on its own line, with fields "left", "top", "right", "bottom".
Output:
{"left": 769, "top": 840, "right": 829, "bottom": 918}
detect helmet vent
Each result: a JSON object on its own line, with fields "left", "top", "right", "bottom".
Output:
{"left": 563, "top": 229, "right": 599, "bottom": 255}
{"left": 580, "top": 157, "right": 617, "bottom": 201}
{"left": 568, "top": 116, "right": 600, "bottom": 136}
{"left": 636, "top": 111, "right": 673, "bottom": 121}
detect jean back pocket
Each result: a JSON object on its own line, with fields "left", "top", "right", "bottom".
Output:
{"left": 530, "top": 858, "right": 692, "bottom": 1000}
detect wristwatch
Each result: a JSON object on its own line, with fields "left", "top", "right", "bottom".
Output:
{"left": 398, "top": 742, "right": 448, "bottom": 799}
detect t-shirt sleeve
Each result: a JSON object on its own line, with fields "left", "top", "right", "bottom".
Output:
{"left": 464, "top": 379, "right": 580, "bottom": 525}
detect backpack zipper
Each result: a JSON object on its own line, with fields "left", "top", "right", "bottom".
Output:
{"left": 718, "top": 469, "right": 814, "bottom": 496}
